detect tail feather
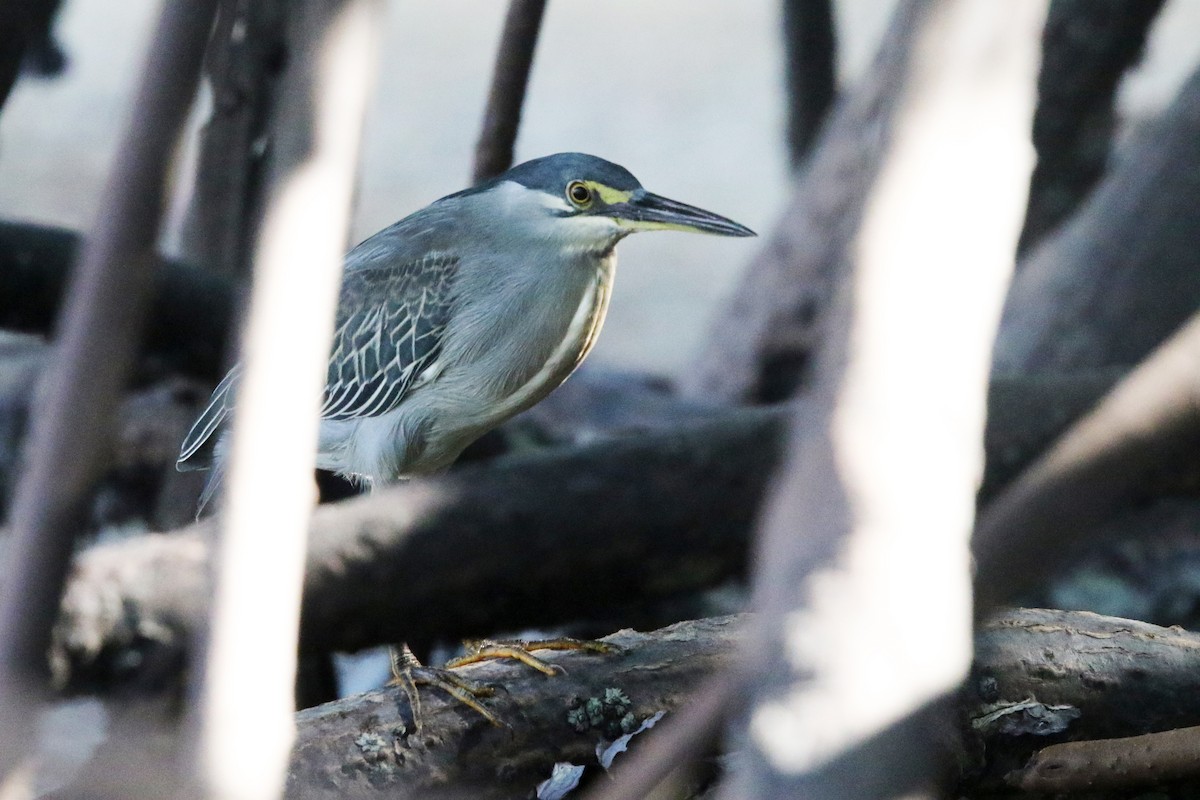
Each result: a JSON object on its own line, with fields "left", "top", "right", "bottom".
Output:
{"left": 178, "top": 367, "right": 240, "bottom": 470}
{"left": 195, "top": 440, "right": 228, "bottom": 519}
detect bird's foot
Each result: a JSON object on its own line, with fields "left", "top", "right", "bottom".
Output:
{"left": 446, "top": 636, "right": 618, "bottom": 675}
{"left": 387, "top": 644, "right": 503, "bottom": 730}
{"left": 388, "top": 637, "right": 618, "bottom": 730}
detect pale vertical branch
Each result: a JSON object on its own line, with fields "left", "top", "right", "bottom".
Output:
{"left": 472, "top": 0, "right": 547, "bottom": 184}
{"left": 0, "top": 0, "right": 217, "bottom": 783}
{"left": 186, "top": 1, "right": 382, "bottom": 798}
{"left": 724, "top": 1, "right": 1045, "bottom": 798}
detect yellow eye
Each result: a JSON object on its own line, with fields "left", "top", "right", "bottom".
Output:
{"left": 566, "top": 181, "right": 593, "bottom": 207}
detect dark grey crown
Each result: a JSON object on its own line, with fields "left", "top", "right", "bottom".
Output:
{"left": 446, "top": 153, "right": 643, "bottom": 201}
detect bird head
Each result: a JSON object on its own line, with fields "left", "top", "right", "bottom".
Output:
{"left": 460, "top": 153, "right": 756, "bottom": 251}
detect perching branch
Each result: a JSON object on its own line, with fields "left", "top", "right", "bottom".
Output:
{"left": 972, "top": 608, "right": 1200, "bottom": 794}
{"left": 472, "top": 0, "right": 547, "bottom": 183}
{"left": 285, "top": 616, "right": 740, "bottom": 800}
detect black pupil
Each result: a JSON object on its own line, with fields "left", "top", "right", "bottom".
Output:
{"left": 571, "top": 184, "right": 589, "bottom": 202}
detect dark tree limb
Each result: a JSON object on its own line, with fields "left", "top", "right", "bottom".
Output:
{"left": 0, "top": 0, "right": 217, "bottom": 780}
{"left": 0, "top": 221, "right": 235, "bottom": 381}
{"left": 285, "top": 616, "right": 740, "bottom": 800}
{"left": 179, "top": 0, "right": 288, "bottom": 279}
{"left": 472, "top": 0, "right": 546, "bottom": 183}
{"left": 994, "top": 60, "right": 1200, "bottom": 374}
{"left": 48, "top": 371, "right": 1145, "bottom": 694}
{"left": 54, "top": 407, "right": 784, "bottom": 693}
{"left": 1017, "top": 0, "right": 1166, "bottom": 256}
{"left": 975, "top": 312, "right": 1200, "bottom": 613}
{"left": 0, "top": 0, "right": 60, "bottom": 111}
{"left": 963, "top": 608, "right": 1200, "bottom": 795}
{"left": 781, "top": 0, "right": 837, "bottom": 167}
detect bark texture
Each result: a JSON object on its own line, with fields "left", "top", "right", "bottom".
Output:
{"left": 966, "top": 608, "right": 1200, "bottom": 793}
{"left": 285, "top": 616, "right": 739, "bottom": 800}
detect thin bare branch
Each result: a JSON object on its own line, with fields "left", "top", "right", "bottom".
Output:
{"left": 782, "top": 0, "right": 837, "bottom": 167}
{"left": 0, "top": 0, "right": 217, "bottom": 781}
{"left": 0, "top": 0, "right": 60, "bottom": 111}
{"left": 472, "top": 0, "right": 547, "bottom": 184}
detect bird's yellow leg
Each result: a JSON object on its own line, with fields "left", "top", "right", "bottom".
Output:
{"left": 445, "top": 637, "right": 618, "bottom": 676}
{"left": 387, "top": 644, "right": 502, "bottom": 730}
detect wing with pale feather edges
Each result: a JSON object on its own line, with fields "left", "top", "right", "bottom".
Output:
{"left": 176, "top": 252, "right": 459, "bottom": 470}
{"left": 320, "top": 252, "right": 459, "bottom": 420}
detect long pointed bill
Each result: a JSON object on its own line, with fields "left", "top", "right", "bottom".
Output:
{"left": 612, "top": 190, "right": 756, "bottom": 237}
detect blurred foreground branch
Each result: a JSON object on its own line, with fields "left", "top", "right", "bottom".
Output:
{"left": 724, "top": 1, "right": 1045, "bottom": 798}
{"left": 0, "top": 0, "right": 217, "bottom": 781}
